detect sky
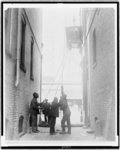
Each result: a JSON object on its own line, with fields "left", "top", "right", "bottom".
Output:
{"left": 42, "top": 7, "right": 83, "bottom": 101}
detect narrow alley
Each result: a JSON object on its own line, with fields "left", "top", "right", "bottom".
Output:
{"left": 2, "top": 2, "right": 118, "bottom": 147}
{"left": 20, "top": 124, "right": 105, "bottom": 142}
{"left": 20, "top": 127, "right": 103, "bottom": 141}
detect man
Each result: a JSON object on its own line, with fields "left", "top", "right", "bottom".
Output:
{"left": 59, "top": 94, "right": 71, "bottom": 134}
{"left": 49, "top": 97, "right": 59, "bottom": 135}
{"left": 42, "top": 99, "right": 50, "bottom": 124}
{"left": 30, "top": 92, "right": 40, "bottom": 133}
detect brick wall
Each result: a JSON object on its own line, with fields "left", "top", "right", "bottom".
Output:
{"left": 87, "top": 8, "right": 115, "bottom": 140}
{"left": 5, "top": 9, "right": 19, "bottom": 139}
{"left": 5, "top": 8, "right": 42, "bottom": 139}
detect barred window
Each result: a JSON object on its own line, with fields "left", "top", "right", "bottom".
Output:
{"left": 30, "top": 37, "right": 34, "bottom": 81}
{"left": 20, "top": 16, "right": 26, "bottom": 73}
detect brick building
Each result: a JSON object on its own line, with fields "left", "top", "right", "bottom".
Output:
{"left": 5, "top": 8, "right": 42, "bottom": 140}
{"left": 81, "top": 8, "right": 116, "bottom": 140}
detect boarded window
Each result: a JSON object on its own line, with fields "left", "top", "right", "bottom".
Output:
{"left": 30, "top": 37, "right": 34, "bottom": 81}
{"left": 93, "top": 29, "right": 97, "bottom": 65}
{"left": 18, "top": 116, "right": 24, "bottom": 133}
{"left": 20, "top": 16, "right": 26, "bottom": 73}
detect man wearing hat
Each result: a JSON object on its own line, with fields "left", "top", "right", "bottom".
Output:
{"left": 42, "top": 99, "right": 50, "bottom": 124}
{"left": 49, "top": 97, "right": 59, "bottom": 135}
{"left": 30, "top": 92, "right": 40, "bottom": 133}
{"left": 59, "top": 94, "right": 71, "bottom": 134}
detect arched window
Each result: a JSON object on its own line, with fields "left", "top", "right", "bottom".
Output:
{"left": 18, "top": 116, "right": 24, "bottom": 133}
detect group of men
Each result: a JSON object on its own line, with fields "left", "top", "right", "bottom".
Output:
{"left": 29, "top": 91, "right": 71, "bottom": 135}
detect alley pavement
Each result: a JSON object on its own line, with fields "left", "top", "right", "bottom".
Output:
{"left": 20, "top": 125, "right": 105, "bottom": 141}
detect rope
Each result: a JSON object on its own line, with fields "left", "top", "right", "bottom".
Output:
{"left": 45, "top": 58, "right": 66, "bottom": 99}
{"left": 54, "top": 73, "right": 62, "bottom": 97}
{"left": 54, "top": 21, "right": 69, "bottom": 97}
{"left": 46, "top": 16, "right": 69, "bottom": 99}
{"left": 61, "top": 51, "right": 68, "bottom": 85}
{"left": 54, "top": 51, "right": 68, "bottom": 97}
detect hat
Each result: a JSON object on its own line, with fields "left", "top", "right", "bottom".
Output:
{"left": 44, "top": 98, "right": 48, "bottom": 102}
{"left": 53, "top": 97, "right": 58, "bottom": 102}
{"left": 63, "top": 94, "right": 67, "bottom": 99}
{"left": 33, "top": 92, "right": 39, "bottom": 98}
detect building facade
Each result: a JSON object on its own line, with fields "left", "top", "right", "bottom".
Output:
{"left": 81, "top": 8, "right": 116, "bottom": 140}
{"left": 5, "top": 8, "right": 42, "bottom": 140}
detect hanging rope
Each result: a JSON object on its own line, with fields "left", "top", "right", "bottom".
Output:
{"left": 45, "top": 46, "right": 68, "bottom": 99}
{"left": 54, "top": 72, "right": 62, "bottom": 97}
{"left": 45, "top": 60, "right": 65, "bottom": 99}
{"left": 46, "top": 14, "right": 69, "bottom": 99}
{"left": 54, "top": 50, "right": 68, "bottom": 97}
{"left": 61, "top": 51, "right": 68, "bottom": 86}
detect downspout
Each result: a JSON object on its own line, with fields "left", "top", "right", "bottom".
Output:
{"left": 15, "top": 9, "right": 21, "bottom": 87}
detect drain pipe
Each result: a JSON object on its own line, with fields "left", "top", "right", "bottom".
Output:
{"left": 15, "top": 9, "right": 21, "bottom": 87}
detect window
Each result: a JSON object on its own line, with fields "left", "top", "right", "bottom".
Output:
{"left": 30, "top": 37, "right": 34, "bottom": 81}
{"left": 5, "top": 9, "right": 12, "bottom": 55}
{"left": 93, "top": 29, "right": 97, "bottom": 66}
{"left": 20, "top": 16, "right": 26, "bottom": 73}
{"left": 18, "top": 116, "right": 24, "bottom": 133}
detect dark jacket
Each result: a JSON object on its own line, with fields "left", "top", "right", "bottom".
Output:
{"left": 30, "top": 98, "right": 39, "bottom": 115}
{"left": 50, "top": 101, "right": 59, "bottom": 117}
{"left": 42, "top": 102, "right": 51, "bottom": 116}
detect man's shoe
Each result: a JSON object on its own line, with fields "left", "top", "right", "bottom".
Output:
{"left": 50, "top": 133, "right": 55, "bottom": 135}
{"left": 32, "top": 131, "right": 38, "bottom": 133}
{"left": 60, "top": 131, "right": 66, "bottom": 134}
{"left": 67, "top": 131, "right": 71, "bottom": 134}
{"left": 36, "top": 129, "right": 40, "bottom": 132}
{"left": 53, "top": 132, "right": 57, "bottom": 135}
{"left": 32, "top": 130, "right": 39, "bottom": 133}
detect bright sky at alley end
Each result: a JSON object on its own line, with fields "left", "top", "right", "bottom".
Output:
{"left": 42, "top": 7, "right": 82, "bottom": 100}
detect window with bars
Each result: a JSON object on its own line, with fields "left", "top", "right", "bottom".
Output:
{"left": 30, "top": 37, "right": 34, "bottom": 81}
{"left": 20, "top": 16, "right": 26, "bottom": 73}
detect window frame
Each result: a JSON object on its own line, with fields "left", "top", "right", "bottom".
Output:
{"left": 5, "top": 8, "right": 12, "bottom": 56}
{"left": 92, "top": 28, "right": 97, "bottom": 68}
{"left": 20, "top": 14, "right": 26, "bottom": 73}
{"left": 30, "top": 36, "right": 34, "bottom": 81}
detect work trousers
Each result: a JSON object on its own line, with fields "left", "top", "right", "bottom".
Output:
{"left": 48, "top": 116, "right": 51, "bottom": 125}
{"left": 61, "top": 114, "right": 71, "bottom": 132}
{"left": 29, "top": 115, "right": 32, "bottom": 127}
{"left": 44, "top": 114, "right": 48, "bottom": 123}
{"left": 31, "top": 114, "right": 37, "bottom": 131}
{"left": 50, "top": 116, "right": 56, "bottom": 134}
